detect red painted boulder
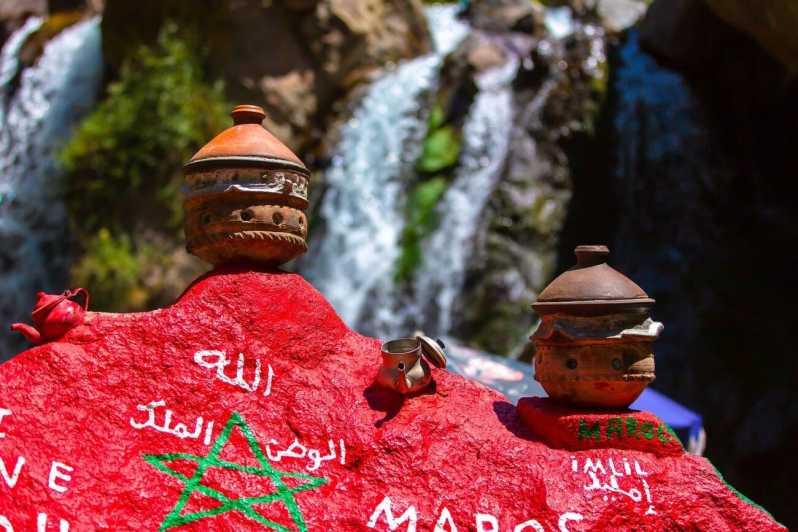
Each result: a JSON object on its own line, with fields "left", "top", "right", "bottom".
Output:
{"left": 0, "top": 267, "right": 784, "bottom": 531}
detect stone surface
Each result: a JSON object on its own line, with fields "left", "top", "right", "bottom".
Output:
{"left": 613, "top": 5, "right": 798, "bottom": 525}
{"left": 0, "top": 268, "right": 783, "bottom": 529}
{"left": 466, "top": 0, "right": 544, "bottom": 34}
{"left": 101, "top": 0, "right": 432, "bottom": 153}
{"left": 537, "top": 0, "right": 648, "bottom": 32}
{"left": 0, "top": 0, "right": 45, "bottom": 45}
{"left": 518, "top": 397, "right": 684, "bottom": 457}
{"left": 703, "top": 0, "right": 798, "bottom": 74}
{"left": 456, "top": 14, "right": 608, "bottom": 356}
{"left": 0, "top": 0, "right": 46, "bottom": 21}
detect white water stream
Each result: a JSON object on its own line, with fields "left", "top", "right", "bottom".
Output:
{"left": 0, "top": 17, "right": 102, "bottom": 356}
{"left": 301, "top": 6, "right": 469, "bottom": 333}
{"left": 303, "top": 5, "right": 518, "bottom": 339}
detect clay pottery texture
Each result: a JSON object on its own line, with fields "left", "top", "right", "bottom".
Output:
{"left": 183, "top": 105, "right": 310, "bottom": 266}
{"left": 532, "top": 245, "right": 662, "bottom": 409}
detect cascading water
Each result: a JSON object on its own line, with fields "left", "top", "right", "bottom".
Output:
{"left": 0, "top": 17, "right": 44, "bottom": 119}
{"left": 410, "top": 58, "right": 518, "bottom": 336}
{"left": 301, "top": 5, "right": 468, "bottom": 331}
{"left": 0, "top": 17, "right": 103, "bottom": 358}
{"left": 303, "top": 5, "right": 521, "bottom": 340}
{"left": 304, "top": 3, "right": 613, "bottom": 351}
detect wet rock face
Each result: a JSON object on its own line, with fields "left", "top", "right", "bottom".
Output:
{"left": 102, "top": 0, "right": 431, "bottom": 153}
{"left": 465, "top": 0, "right": 544, "bottom": 34}
{"left": 702, "top": 0, "right": 798, "bottom": 74}
{"left": 455, "top": 15, "right": 609, "bottom": 356}
{"left": 0, "top": 0, "right": 45, "bottom": 44}
{"left": 608, "top": 3, "right": 798, "bottom": 525}
{"left": 0, "top": 268, "right": 783, "bottom": 530}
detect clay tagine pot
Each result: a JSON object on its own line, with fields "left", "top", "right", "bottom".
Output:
{"left": 183, "top": 104, "right": 310, "bottom": 266}
{"left": 531, "top": 245, "right": 662, "bottom": 409}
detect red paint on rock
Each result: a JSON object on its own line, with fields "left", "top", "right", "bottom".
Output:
{"left": 517, "top": 397, "right": 684, "bottom": 458}
{"left": 0, "top": 267, "right": 784, "bottom": 530}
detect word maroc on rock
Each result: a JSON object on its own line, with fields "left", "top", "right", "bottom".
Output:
{"left": 577, "top": 417, "right": 673, "bottom": 445}
{"left": 0, "top": 407, "right": 73, "bottom": 531}
{"left": 193, "top": 349, "right": 275, "bottom": 396}
{"left": 367, "top": 497, "right": 583, "bottom": 532}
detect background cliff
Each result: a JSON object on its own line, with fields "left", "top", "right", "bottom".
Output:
{"left": 0, "top": 0, "right": 796, "bottom": 526}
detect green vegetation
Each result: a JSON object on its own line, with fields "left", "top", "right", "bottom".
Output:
{"left": 395, "top": 102, "right": 465, "bottom": 282}
{"left": 61, "top": 22, "right": 228, "bottom": 310}
{"left": 395, "top": 177, "right": 448, "bottom": 283}
{"left": 71, "top": 228, "right": 145, "bottom": 311}
{"left": 416, "top": 105, "right": 462, "bottom": 173}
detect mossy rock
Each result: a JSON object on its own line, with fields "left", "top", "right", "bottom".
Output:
{"left": 102, "top": 0, "right": 230, "bottom": 75}
{"left": 703, "top": 0, "right": 798, "bottom": 73}
{"left": 61, "top": 23, "right": 226, "bottom": 311}
{"left": 71, "top": 228, "right": 143, "bottom": 311}
{"left": 19, "top": 10, "right": 84, "bottom": 67}
{"left": 61, "top": 22, "right": 229, "bottom": 234}
{"left": 395, "top": 176, "right": 449, "bottom": 283}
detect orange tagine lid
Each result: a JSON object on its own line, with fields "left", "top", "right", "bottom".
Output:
{"left": 533, "top": 245, "right": 655, "bottom": 316}
{"left": 185, "top": 104, "right": 308, "bottom": 174}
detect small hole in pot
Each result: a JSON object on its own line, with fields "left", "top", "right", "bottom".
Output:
{"left": 566, "top": 358, "right": 578, "bottom": 370}
{"left": 622, "top": 350, "right": 638, "bottom": 367}
{"left": 298, "top": 217, "right": 304, "bottom": 226}
{"left": 272, "top": 212, "right": 283, "bottom": 225}
{"left": 398, "top": 362, "right": 405, "bottom": 371}
{"left": 612, "top": 358, "right": 623, "bottom": 370}
{"left": 240, "top": 210, "right": 253, "bottom": 221}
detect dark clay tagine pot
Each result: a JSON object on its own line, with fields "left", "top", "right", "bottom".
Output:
{"left": 531, "top": 245, "right": 663, "bottom": 409}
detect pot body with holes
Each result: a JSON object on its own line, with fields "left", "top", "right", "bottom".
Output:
{"left": 533, "top": 329, "right": 655, "bottom": 409}
{"left": 183, "top": 105, "right": 311, "bottom": 267}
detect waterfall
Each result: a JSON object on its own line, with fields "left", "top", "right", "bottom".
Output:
{"left": 0, "top": 17, "right": 103, "bottom": 358}
{"left": 301, "top": 5, "right": 468, "bottom": 331}
{"left": 411, "top": 58, "right": 518, "bottom": 336}
{"left": 0, "top": 17, "right": 44, "bottom": 119}
{"left": 303, "top": 5, "right": 522, "bottom": 340}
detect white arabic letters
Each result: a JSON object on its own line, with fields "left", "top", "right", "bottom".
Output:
{"left": 263, "top": 436, "right": 346, "bottom": 471}
{"left": 0, "top": 408, "right": 11, "bottom": 439}
{"left": 130, "top": 400, "right": 214, "bottom": 445}
{"left": 194, "top": 350, "right": 274, "bottom": 396}
{"left": 574, "top": 455, "right": 657, "bottom": 515}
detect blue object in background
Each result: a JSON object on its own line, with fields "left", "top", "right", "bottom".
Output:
{"left": 443, "top": 338, "right": 705, "bottom": 455}
{"left": 629, "top": 386, "right": 705, "bottom": 454}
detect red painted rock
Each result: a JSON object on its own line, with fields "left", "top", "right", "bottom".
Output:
{"left": 0, "top": 268, "right": 784, "bottom": 531}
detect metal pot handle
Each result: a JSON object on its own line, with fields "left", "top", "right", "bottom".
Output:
{"left": 65, "top": 288, "right": 90, "bottom": 311}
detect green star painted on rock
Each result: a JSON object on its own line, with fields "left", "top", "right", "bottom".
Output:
{"left": 143, "top": 412, "right": 327, "bottom": 531}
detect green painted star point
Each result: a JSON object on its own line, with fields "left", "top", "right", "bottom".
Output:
{"left": 144, "top": 412, "right": 327, "bottom": 531}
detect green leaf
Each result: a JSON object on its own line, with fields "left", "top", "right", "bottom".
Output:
{"left": 417, "top": 125, "right": 461, "bottom": 174}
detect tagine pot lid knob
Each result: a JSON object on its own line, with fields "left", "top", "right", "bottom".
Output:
{"left": 532, "top": 245, "right": 655, "bottom": 316}
{"left": 185, "top": 104, "right": 307, "bottom": 172}
{"left": 418, "top": 335, "right": 447, "bottom": 369}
